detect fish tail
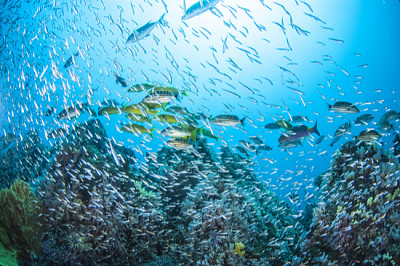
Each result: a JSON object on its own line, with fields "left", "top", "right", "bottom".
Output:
{"left": 241, "top": 117, "right": 246, "bottom": 126}
{"left": 313, "top": 121, "right": 320, "bottom": 136}
{"left": 159, "top": 13, "right": 168, "bottom": 27}
{"left": 190, "top": 128, "right": 197, "bottom": 143}
{"left": 182, "top": 90, "right": 189, "bottom": 96}
{"left": 150, "top": 128, "right": 155, "bottom": 139}
{"left": 327, "top": 103, "right": 332, "bottom": 110}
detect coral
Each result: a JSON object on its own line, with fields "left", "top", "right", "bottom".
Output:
{"left": 153, "top": 143, "right": 301, "bottom": 265}
{"left": 0, "top": 130, "right": 48, "bottom": 189}
{"left": 0, "top": 242, "right": 18, "bottom": 266}
{"left": 234, "top": 242, "right": 245, "bottom": 257}
{"left": 0, "top": 180, "right": 42, "bottom": 261}
{"left": 35, "top": 119, "right": 168, "bottom": 265}
{"left": 300, "top": 140, "right": 400, "bottom": 264}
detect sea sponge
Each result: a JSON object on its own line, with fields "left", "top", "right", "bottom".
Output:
{"left": 0, "top": 180, "right": 42, "bottom": 261}
{"left": 234, "top": 242, "right": 245, "bottom": 257}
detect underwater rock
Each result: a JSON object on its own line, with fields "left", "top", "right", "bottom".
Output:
{"left": 300, "top": 140, "right": 400, "bottom": 264}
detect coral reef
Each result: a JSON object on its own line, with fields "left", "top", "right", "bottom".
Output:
{"left": 300, "top": 141, "right": 400, "bottom": 264}
{"left": 36, "top": 120, "right": 168, "bottom": 265}
{"left": 25, "top": 119, "right": 302, "bottom": 265}
{"left": 148, "top": 143, "right": 301, "bottom": 265}
{"left": 0, "top": 180, "right": 42, "bottom": 262}
{"left": 0, "top": 130, "right": 48, "bottom": 189}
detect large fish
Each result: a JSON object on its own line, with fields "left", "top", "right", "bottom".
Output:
{"left": 278, "top": 122, "right": 320, "bottom": 144}
{"left": 356, "top": 130, "right": 381, "bottom": 142}
{"left": 328, "top": 101, "right": 360, "bottom": 114}
{"left": 182, "top": 0, "right": 220, "bottom": 20}
{"left": 57, "top": 103, "right": 96, "bottom": 120}
{"left": 355, "top": 114, "right": 374, "bottom": 125}
{"left": 126, "top": 13, "right": 167, "bottom": 44}
{"left": 210, "top": 115, "right": 245, "bottom": 127}
{"left": 334, "top": 121, "right": 351, "bottom": 137}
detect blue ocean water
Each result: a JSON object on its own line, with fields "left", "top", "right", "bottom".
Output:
{"left": 1, "top": 0, "right": 400, "bottom": 264}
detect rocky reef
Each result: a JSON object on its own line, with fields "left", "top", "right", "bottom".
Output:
{"left": 301, "top": 141, "right": 400, "bottom": 264}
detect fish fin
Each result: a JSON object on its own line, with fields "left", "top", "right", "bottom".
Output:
{"left": 159, "top": 13, "right": 168, "bottom": 27}
{"left": 122, "top": 103, "right": 129, "bottom": 109}
{"left": 190, "top": 128, "right": 197, "bottom": 143}
{"left": 241, "top": 117, "right": 246, "bottom": 126}
{"left": 150, "top": 128, "right": 155, "bottom": 139}
{"left": 216, "top": 136, "right": 220, "bottom": 143}
{"left": 313, "top": 121, "right": 320, "bottom": 136}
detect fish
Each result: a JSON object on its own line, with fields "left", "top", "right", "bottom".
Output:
{"left": 166, "top": 106, "right": 190, "bottom": 116}
{"left": 329, "top": 136, "right": 341, "bottom": 147}
{"left": 122, "top": 104, "right": 159, "bottom": 116}
{"left": 57, "top": 103, "right": 96, "bottom": 120}
{"left": 198, "top": 127, "right": 220, "bottom": 142}
{"left": 126, "top": 114, "right": 153, "bottom": 123}
{"left": 109, "top": 140, "right": 121, "bottom": 167}
{"left": 315, "top": 135, "right": 325, "bottom": 145}
{"left": 356, "top": 130, "right": 381, "bottom": 142}
{"left": 236, "top": 146, "right": 249, "bottom": 158}
{"left": 249, "top": 136, "right": 263, "bottom": 145}
{"left": 121, "top": 123, "right": 154, "bottom": 138}
{"left": 156, "top": 114, "right": 182, "bottom": 124}
{"left": 239, "top": 140, "right": 258, "bottom": 153}
{"left": 162, "top": 126, "right": 198, "bottom": 142}
{"left": 166, "top": 138, "right": 193, "bottom": 150}
{"left": 63, "top": 52, "right": 79, "bottom": 68}
{"left": 46, "top": 128, "right": 67, "bottom": 139}
{"left": 377, "top": 120, "right": 393, "bottom": 131}
{"left": 291, "top": 115, "right": 308, "bottom": 123}
{"left": 141, "top": 91, "right": 176, "bottom": 110}
{"left": 278, "top": 122, "right": 320, "bottom": 144}
{"left": 210, "top": 115, "right": 245, "bottom": 127}
{"left": 182, "top": 0, "right": 221, "bottom": 20}
{"left": 276, "top": 120, "right": 293, "bottom": 130}
{"left": 380, "top": 110, "right": 400, "bottom": 123}
{"left": 148, "top": 86, "right": 188, "bottom": 99}
{"left": 161, "top": 126, "right": 191, "bottom": 138}
{"left": 98, "top": 106, "right": 122, "bottom": 116}
{"left": 44, "top": 107, "right": 56, "bottom": 116}
{"left": 128, "top": 83, "right": 155, "bottom": 92}
{"left": 126, "top": 13, "right": 167, "bottom": 43}
{"left": 355, "top": 114, "right": 374, "bottom": 125}
{"left": 264, "top": 122, "right": 281, "bottom": 130}
{"left": 114, "top": 74, "right": 128, "bottom": 87}
{"left": 278, "top": 140, "right": 302, "bottom": 149}
{"left": 334, "top": 122, "right": 351, "bottom": 137}
{"left": 328, "top": 101, "right": 360, "bottom": 114}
